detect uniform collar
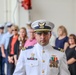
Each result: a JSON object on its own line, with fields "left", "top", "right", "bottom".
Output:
{"left": 36, "top": 43, "right": 52, "bottom": 50}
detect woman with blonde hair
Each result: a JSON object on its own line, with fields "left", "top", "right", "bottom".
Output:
{"left": 18, "top": 27, "right": 28, "bottom": 55}
{"left": 55, "top": 25, "right": 68, "bottom": 51}
{"left": 7, "top": 25, "right": 19, "bottom": 75}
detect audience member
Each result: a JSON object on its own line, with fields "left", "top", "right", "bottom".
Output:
{"left": 55, "top": 25, "right": 68, "bottom": 51}
{"left": 7, "top": 25, "right": 19, "bottom": 75}
{"left": 18, "top": 27, "right": 28, "bottom": 56}
{"left": 65, "top": 34, "right": 76, "bottom": 75}
{"left": 0, "top": 24, "right": 4, "bottom": 75}
{"left": 24, "top": 25, "right": 37, "bottom": 47}
{"left": 1, "top": 22, "right": 13, "bottom": 75}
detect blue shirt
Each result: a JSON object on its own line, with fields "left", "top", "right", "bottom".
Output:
{"left": 55, "top": 36, "right": 68, "bottom": 49}
{"left": 0, "top": 33, "right": 4, "bottom": 47}
{"left": 1, "top": 32, "right": 13, "bottom": 50}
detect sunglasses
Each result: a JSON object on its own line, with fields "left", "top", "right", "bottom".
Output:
{"left": 12, "top": 29, "right": 17, "bottom": 31}
{"left": 35, "top": 31, "right": 50, "bottom": 35}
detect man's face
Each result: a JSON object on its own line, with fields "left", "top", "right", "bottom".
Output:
{"left": 35, "top": 31, "right": 51, "bottom": 46}
{"left": 7, "top": 26, "right": 12, "bottom": 33}
{"left": 0, "top": 29, "right": 4, "bottom": 33}
{"left": 29, "top": 29, "right": 35, "bottom": 39}
{"left": 58, "top": 29, "right": 63, "bottom": 36}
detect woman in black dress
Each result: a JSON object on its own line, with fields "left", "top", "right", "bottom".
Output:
{"left": 65, "top": 34, "right": 76, "bottom": 75}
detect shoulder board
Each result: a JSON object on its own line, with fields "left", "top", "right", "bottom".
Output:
{"left": 22, "top": 46, "right": 34, "bottom": 51}
{"left": 52, "top": 46, "right": 64, "bottom": 52}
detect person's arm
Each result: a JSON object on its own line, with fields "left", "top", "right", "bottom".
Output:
{"left": 67, "top": 58, "right": 76, "bottom": 64}
{"left": 1, "top": 45, "right": 6, "bottom": 57}
{"left": 67, "top": 48, "right": 76, "bottom": 64}
{"left": 14, "top": 40, "right": 19, "bottom": 64}
{"left": 13, "top": 50, "right": 26, "bottom": 75}
{"left": 64, "top": 42, "right": 69, "bottom": 51}
{"left": 1, "top": 34, "right": 6, "bottom": 57}
{"left": 59, "top": 53, "right": 70, "bottom": 75}
{"left": 8, "top": 56, "right": 14, "bottom": 63}
{"left": 14, "top": 55, "right": 17, "bottom": 65}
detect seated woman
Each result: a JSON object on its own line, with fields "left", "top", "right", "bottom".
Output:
{"left": 65, "top": 34, "right": 76, "bottom": 75}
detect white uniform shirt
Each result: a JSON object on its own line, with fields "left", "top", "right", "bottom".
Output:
{"left": 1, "top": 32, "right": 12, "bottom": 50}
{"left": 0, "top": 33, "right": 4, "bottom": 47}
{"left": 13, "top": 43, "right": 70, "bottom": 75}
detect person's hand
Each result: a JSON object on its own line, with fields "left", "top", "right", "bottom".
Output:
{"left": 11, "top": 56, "right": 14, "bottom": 63}
{"left": 8, "top": 56, "right": 14, "bottom": 63}
{"left": 2, "top": 53, "right": 6, "bottom": 58}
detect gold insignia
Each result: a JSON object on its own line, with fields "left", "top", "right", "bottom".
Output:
{"left": 22, "top": 47, "right": 26, "bottom": 50}
{"left": 38, "top": 22, "right": 46, "bottom": 28}
{"left": 27, "top": 53, "right": 37, "bottom": 60}
{"left": 31, "top": 53, "right": 35, "bottom": 58}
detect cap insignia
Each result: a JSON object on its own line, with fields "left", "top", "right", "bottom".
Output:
{"left": 38, "top": 22, "right": 46, "bottom": 28}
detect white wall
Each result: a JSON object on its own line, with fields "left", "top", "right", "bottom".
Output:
{"left": 74, "top": 0, "right": 76, "bottom": 33}
{"left": 30, "top": 0, "right": 76, "bottom": 35}
{"left": 18, "top": 6, "right": 31, "bottom": 27}
{"left": 11, "top": 0, "right": 19, "bottom": 25}
{"left": 11, "top": 0, "right": 31, "bottom": 27}
{"left": 0, "top": 0, "right": 76, "bottom": 35}
{"left": 0, "top": 0, "right": 18, "bottom": 24}
{"left": 0, "top": 0, "right": 6, "bottom": 23}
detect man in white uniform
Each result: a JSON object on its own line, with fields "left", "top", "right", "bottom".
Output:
{"left": 13, "top": 20, "right": 70, "bottom": 75}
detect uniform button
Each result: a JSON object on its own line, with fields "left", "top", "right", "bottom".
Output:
{"left": 42, "top": 50, "right": 45, "bottom": 53}
{"left": 42, "top": 70, "right": 44, "bottom": 73}
{"left": 42, "top": 60, "right": 45, "bottom": 63}
{"left": 31, "top": 64, "right": 33, "bottom": 66}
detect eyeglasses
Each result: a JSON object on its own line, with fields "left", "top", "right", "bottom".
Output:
{"left": 12, "top": 29, "right": 17, "bottom": 31}
{"left": 35, "top": 31, "right": 50, "bottom": 35}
